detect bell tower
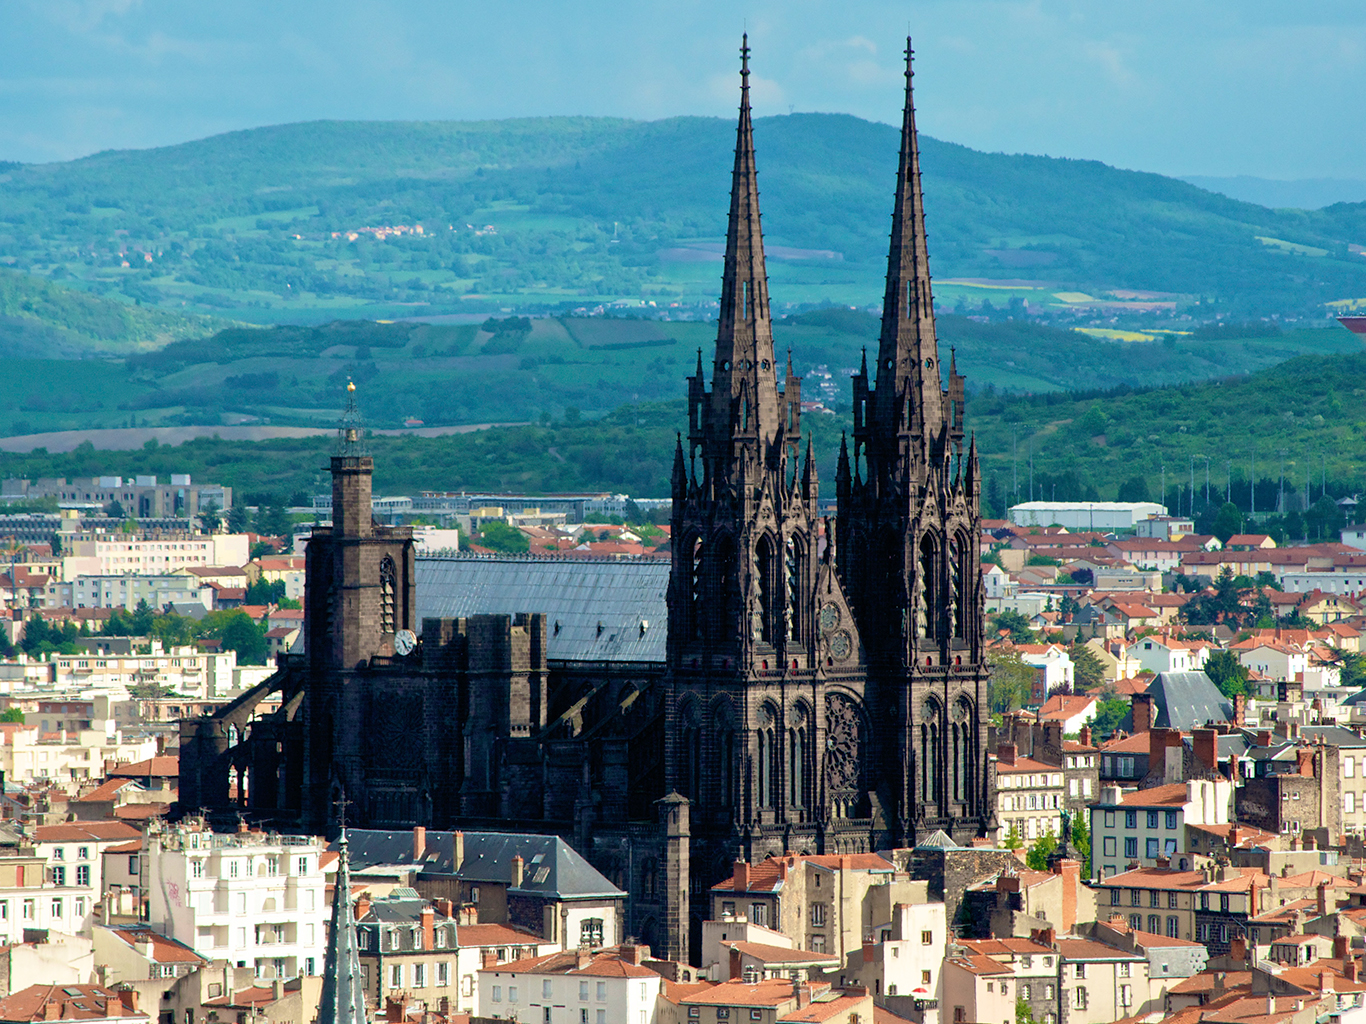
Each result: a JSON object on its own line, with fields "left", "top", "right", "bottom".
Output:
{"left": 836, "top": 40, "right": 991, "bottom": 846}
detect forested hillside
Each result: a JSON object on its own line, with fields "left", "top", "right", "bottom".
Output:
{"left": 3, "top": 115, "right": 1366, "bottom": 319}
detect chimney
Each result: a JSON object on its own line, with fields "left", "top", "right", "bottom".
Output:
{"left": 734, "top": 860, "right": 750, "bottom": 892}
{"left": 436, "top": 898, "right": 454, "bottom": 919}
{"left": 1319, "top": 882, "right": 1332, "bottom": 919}
{"left": 1348, "top": 959, "right": 1360, "bottom": 983}
{"left": 453, "top": 831, "right": 464, "bottom": 871}
{"left": 511, "top": 854, "right": 524, "bottom": 888}
{"left": 1233, "top": 693, "right": 1246, "bottom": 727}
{"left": 1266, "top": 995, "right": 1276, "bottom": 1016}
{"left": 1334, "top": 936, "right": 1349, "bottom": 960}
{"left": 1321, "top": 971, "right": 1334, "bottom": 993}
{"left": 481, "top": 950, "right": 498, "bottom": 968}
{"left": 271, "top": 980, "right": 283, "bottom": 1001}
{"left": 797, "top": 981, "right": 814, "bottom": 1007}
{"left": 421, "top": 905, "right": 435, "bottom": 950}
{"left": 459, "top": 905, "right": 478, "bottom": 926}
{"left": 1297, "top": 748, "right": 1315, "bottom": 777}
{"left": 117, "top": 990, "right": 138, "bottom": 1015}
{"left": 412, "top": 826, "right": 426, "bottom": 861}
{"left": 576, "top": 947, "right": 592, "bottom": 968}
{"left": 620, "top": 944, "right": 646, "bottom": 965}
{"left": 1192, "top": 728, "right": 1218, "bottom": 771}
{"left": 1080, "top": 724, "right": 1092, "bottom": 748}
{"left": 1229, "top": 936, "right": 1248, "bottom": 963}
{"left": 998, "top": 742, "right": 1018, "bottom": 765}
{"left": 1030, "top": 927, "right": 1055, "bottom": 949}
{"left": 354, "top": 893, "right": 371, "bottom": 921}
{"left": 1132, "top": 693, "right": 1154, "bottom": 733}
{"left": 1257, "top": 729, "right": 1273, "bottom": 747}
{"left": 729, "top": 945, "right": 743, "bottom": 980}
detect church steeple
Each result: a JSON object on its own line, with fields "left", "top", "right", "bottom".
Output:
{"left": 708, "top": 33, "right": 780, "bottom": 453}
{"left": 875, "top": 39, "right": 944, "bottom": 444}
{"left": 318, "top": 830, "right": 367, "bottom": 1024}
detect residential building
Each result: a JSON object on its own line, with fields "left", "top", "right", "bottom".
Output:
{"left": 91, "top": 924, "right": 207, "bottom": 983}
{"left": 834, "top": 888, "right": 947, "bottom": 1000}
{"left": 1093, "top": 865, "right": 1279, "bottom": 956}
{"left": 709, "top": 853, "right": 899, "bottom": 962}
{"left": 1078, "top": 917, "right": 1207, "bottom": 1012}
{"left": 660, "top": 977, "right": 873, "bottom": 1024}
{"left": 0, "top": 930, "right": 93, "bottom": 993}
{"left": 2, "top": 475, "right": 231, "bottom": 518}
{"left": 354, "top": 890, "right": 459, "bottom": 1008}
{"left": 994, "top": 744, "right": 1065, "bottom": 842}
{"left": 59, "top": 531, "right": 248, "bottom": 580}
{"left": 960, "top": 858, "right": 1094, "bottom": 941}
{"left": 1013, "top": 644, "right": 1074, "bottom": 695}
{"left": 144, "top": 818, "right": 328, "bottom": 981}
{"left": 0, "top": 985, "right": 150, "bottom": 1024}
{"left": 941, "top": 951, "right": 1015, "bottom": 1024}
{"left": 1231, "top": 640, "right": 1311, "bottom": 684}
{"left": 51, "top": 644, "right": 242, "bottom": 699}
{"left": 69, "top": 574, "right": 209, "bottom": 612}
{"left": 31, "top": 821, "right": 142, "bottom": 934}
{"left": 0, "top": 722, "right": 157, "bottom": 790}
{"left": 451, "top": 922, "right": 560, "bottom": 1016}
{"left": 1099, "top": 733, "right": 1151, "bottom": 784}
{"left": 1235, "top": 741, "right": 1341, "bottom": 838}
{"left": 1090, "top": 780, "right": 1234, "bottom": 879}
{"left": 1125, "top": 636, "right": 1210, "bottom": 676}
{"left": 344, "top": 829, "right": 626, "bottom": 954}
{"left": 476, "top": 945, "right": 661, "bottom": 1024}
{"left": 953, "top": 936, "right": 1060, "bottom": 1024}
{"left": 700, "top": 916, "right": 796, "bottom": 979}
{"left": 1055, "top": 933, "right": 1149, "bottom": 1024}
{"left": 1036, "top": 694, "right": 1097, "bottom": 734}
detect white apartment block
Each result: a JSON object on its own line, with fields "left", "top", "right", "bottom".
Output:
{"left": 61, "top": 532, "right": 249, "bottom": 579}
{"left": 1090, "top": 780, "right": 1234, "bottom": 880}
{"left": 144, "top": 820, "right": 328, "bottom": 981}
{"left": 841, "top": 898, "right": 947, "bottom": 1001}
{"left": 70, "top": 574, "right": 210, "bottom": 611}
{"left": 30, "top": 822, "right": 143, "bottom": 936}
{"left": 0, "top": 722, "right": 157, "bottom": 788}
{"left": 995, "top": 749, "right": 1066, "bottom": 842}
{"left": 1124, "top": 636, "right": 1209, "bottom": 676}
{"left": 53, "top": 643, "right": 242, "bottom": 699}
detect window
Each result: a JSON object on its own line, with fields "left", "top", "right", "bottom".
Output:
{"left": 1120, "top": 984, "right": 1133, "bottom": 1007}
{"left": 1104, "top": 810, "right": 1115, "bottom": 827}
{"left": 543, "top": 979, "right": 553, "bottom": 999}
{"left": 51, "top": 898, "right": 63, "bottom": 917}
{"left": 51, "top": 866, "right": 65, "bottom": 886}
{"left": 1220, "top": 894, "right": 1230, "bottom": 912}
{"left": 717, "top": 1011, "right": 731, "bottom": 1021}
{"left": 688, "top": 1010, "right": 700, "bottom": 1021}
{"left": 492, "top": 986, "right": 502, "bottom": 1003}
{"left": 53, "top": 847, "right": 64, "bottom": 861}
{"left": 390, "top": 964, "right": 402, "bottom": 989}
{"left": 580, "top": 1011, "right": 589, "bottom": 1024}
{"left": 1147, "top": 811, "right": 1159, "bottom": 828}
{"left": 1350, "top": 793, "right": 1358, "bottom": 814}
{"left": 811, "top": 903, "right": 827, "bottom": 926}
{"left": 580, "top": 919, "right": 604, "bottom": 948}
{"left": 1148, "top": 915, "right": 1160, "bottom": 933}
{"left": 810, "top": 935, "right": 826, "bottom": 953}
{"left": 1103, "top": 837, "right": 1116, "bottom": 856}
{"left": 1200, "top": 893, "right": 1209, "bottom": 911}
{"left": 191, "top": 861, "right": 202, "bottom": 879}
{"left": 1075, "top": 964, "right": 1086, "bottom": 979}
{"left": 1167, "top": 917, "right": 1179, "bottom": 938}
{"left": 580, "top": 981, "right": 590, "bottom": 1001}
{"left": 923, "top": 971, "right": 933, "bottom": 985}
{"left": 1110, "top": 889, "right": 1121, "bottom": 906}
{"left": 1022, "top": 984, "right": 1032, "bottom": 1000}
{"left": 411, "top": 964, "right": 424, "bottom": 988}
{"left": 1149, "top": 891, "right": 1160, "bottom": 908}
{"left": 1129, "top": 914, "right": 1141, "bottom": 930}
{"left": 596, "top": 982, "right": 606, "bottom": 1001}
{"left": 437, "top": 962, "right": 449, "bottom": 986}
{"left": 1075, "top": 987, "right": 1088, "bottom": 1009}
{"left": 1166, "top": 811, "right": 1177, "bottom": 829}
{"left": 1044, "top": 985, "right": 1055, "bottom": 999}
{"left": 1119, "top": 961, "right": 1131, "bottom": 978}
{"left": 509, "top": 986, "right": 518, "bottom": 1001}
{"left": 1130, "top": 889, "right": 1141, "bottom": 907}
{"left": 1125, "top": 810, "right": 1137, "bottom": 828}
{"left": 1348, "top": 758, "right": 1356, "bottom": 778}
{"left": 749, "top": 903, "right": 767, "bottom": 928}
{"left": 1169, "top": 892, "right": 1178, "bottom": 909}
{"left": 1146, "top": 838, "right": 1159, "bottom": 859}
{"left": 1124, "top": 837, "right": 1137, "bottom": 858}
{"left": 922, "top": 930, "right": 934, "bottom": 945}
{"left": 722, "top": 901, "right": 735, "bottom": 916}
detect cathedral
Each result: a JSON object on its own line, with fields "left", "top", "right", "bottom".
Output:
{"left": 176, "top": 37, "right": 993, "bottom": 964}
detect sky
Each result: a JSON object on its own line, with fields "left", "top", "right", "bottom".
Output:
{"left": 3, "top": 0, "right": 1365, "bottom": 181}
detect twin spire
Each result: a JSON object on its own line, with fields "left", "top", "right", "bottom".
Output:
{"left": 708, "top": 36, "right": 944, "bottom": 450}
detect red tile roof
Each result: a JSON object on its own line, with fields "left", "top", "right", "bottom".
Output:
{"left": 108, "top": 926, "right": 206, "bottom": 964}
{"left": 108, "top": 757, "right": 178, "bottom": 779}
{"left": 0, "top": 986, "right": 148, "bottom": 1023}
{"left": 33, "top": 821, "right": 141, "bottom": 842}
{"left": 455, "top": 923, "right": 547, "bottom": 948}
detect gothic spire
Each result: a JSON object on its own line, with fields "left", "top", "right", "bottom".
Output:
{"left": 876, "top": 38, "right": 943, "bottom": 438}
{"left": 710, "top": 33, "right": 780, "bottom": 446}
{"left": 318, "top": 830, "right": 368, "bottom": 1024}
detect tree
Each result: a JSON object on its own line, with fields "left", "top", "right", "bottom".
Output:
{"left": 0, "top": 707, "right": 22, "bottom": 723}
{"left": 246, "top": 579, "right": 287, "bottom": 605}
{"left": 478, "top": 521, "right": 530, "bottom": 553}
{"left": 130, "top": 599, "right": 154, "bottom": 636}
{"left": 1071, "top": 812, "right": 1092, "bottom": 879}
{"left": 1025, "top": 831, "right": 1059, "bottom": 870}
{"left": 255, "top": 504, "right": 293, "bottom": 539}
{"left": 990, "top": 610, "right": 1036, "bottom": 643}
{"left": 217, "top": 612, "right": 268, "bottom": 665}
{"left": 1003, "top": 824, "right": 1024, "bottom": 850}
{"left": 1087, "top": 695, "right": 1129, "bottom": 739}
{"left": 104, "top": 499, "right": 126, "bottom": 518}
{"left": 198, "top": 499, "right": 222, "bottom": 532}
{"left": 0, "top": 630, "right": 14, "bottom": 659}
{"left": 1017, "top": 999, "right": 1039, "bottom": 1024}
{"left": 1204, "top": 649, "right": 1249, "bottom": 699}
{"left": 1212, "top": 502, "right": 1242, "bottom": 545}
{"left": 1116, "top": 475, "right": 1148, "bottom": 503}
{"left": 1068, "top": 642, "right": 1106, "bottom": 691}
{"left": 988, "top": 651, "right": 1036, "bottom": 716}
{"left": 226, "top": 505, "right": 250, "bottom": 533}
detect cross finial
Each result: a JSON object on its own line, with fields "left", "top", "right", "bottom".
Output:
{"left": 333, "top": 787, "right": 349, "bottom": 834}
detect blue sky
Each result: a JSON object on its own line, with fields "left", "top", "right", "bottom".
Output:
{"left": 4, "top": 0, "right": 1364, "bottom": 179}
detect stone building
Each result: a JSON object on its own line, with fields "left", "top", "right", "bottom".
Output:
{"left": 176, "top": 37, "right": 991, "bottom": 965}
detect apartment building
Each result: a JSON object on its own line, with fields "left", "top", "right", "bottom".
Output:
{"left": 1055, "top": 933, "right": 1149, "bottom": 1024}
{"left": 956, "top": 936, "right": 1060, "bottom": 1024}
{"left": 1090, "top": 780, "right": 1234, "bottom": 879}
{"left": 0, "top": 821, "right": 105, "bottom": 942}
{"left": 144, "top": 819, "right": 328, "bottom": 981}
{"left": 477, "top": 945, "right": 661, "bottom": 1024}
{"left": 30, "top": 821, "right": 143, "bottom": 935}
{"left": 69, "top": 574, "right": 209, "bottom": 611}
{"left": 835, "top": 884, "right": 946, "bottom": 1000}
{"left": 60, "top": 531, "right": 248, "bottom": 579}
{"left": 3, "top": 474, "right": 231, "bottom": 518}
{"left": 452, "top": 921, "right": 561, "bottom": 1016}
{"left": 710, "top": 853, "right": 903, "bottom": 963}
{"left": 51, "top": 642, "right": 242, "bottom": 700}
{"left": 994, "top": 744, "right": 1066, "bottom": 842}
{"left": 0, "top": 721, "right": 157, "bottom": 789}
{"left": 355, "top": 890, "right": 458, "bottom": 1007}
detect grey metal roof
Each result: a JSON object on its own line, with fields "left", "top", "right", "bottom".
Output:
{"left": 1121, "top": 671, "right": 1234, "bottom": 732}
{"left": 1300, "top": 725, "right": 1366, "bottom": 747}
{"left": 1216, "top": 734, "right": 1251, "bottom": 759}
{"left": 341, "top": 828, "right": 625, "bottom": 901}
{"left": 1341, "top": 689, "right": 1366, "bottom": 707}
{"left": 416, "top": 555, "right": 669, "bottom": 663}
{"left": 913, "top": 829, "right": 963, "bottom": 850}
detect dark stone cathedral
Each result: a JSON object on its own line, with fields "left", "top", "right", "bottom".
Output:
{"left": 177, "top": 38, "right": 993, "bottom": 963}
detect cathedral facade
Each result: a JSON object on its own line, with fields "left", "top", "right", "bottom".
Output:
{"left": 176, "top": 38, "right": 992, "bottom": 965}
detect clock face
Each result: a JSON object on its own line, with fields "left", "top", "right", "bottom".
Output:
{"left": 819, "top": 604, "right": 841, "bottom": 633}
{"left": 830, "top": 630, "right": 853, "bottom": 660}
{"left": 393, "top": 629, "right": 416, "bottom": 656}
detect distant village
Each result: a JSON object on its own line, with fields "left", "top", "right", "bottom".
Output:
{"left": 0, "top": 476, "right": 1364, "bottom": 1024}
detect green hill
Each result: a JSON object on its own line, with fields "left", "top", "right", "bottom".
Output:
{"left": 0, "top": 267, "right": 221, "bottom": 356}
{"left": 3, "top": 115, "right": 1366, "bottom": 319}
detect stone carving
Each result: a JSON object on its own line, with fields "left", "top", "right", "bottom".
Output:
{"left": 824, "top": 693, "right": 864, "bottom": 794}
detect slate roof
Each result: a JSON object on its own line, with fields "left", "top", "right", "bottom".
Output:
{"left": 1300, "top": 725, "right": 1366, "bottom": 747}
{"left": 340, "top": 829, "right": 624, "bottom": 900}
{"left": 1122, "top": 671, "right": 1233, "bottom": 731}
{"left": 416, "top": 554, "right": 669, "bottom": 663}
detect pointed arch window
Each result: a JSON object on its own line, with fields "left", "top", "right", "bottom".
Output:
{"left": 757, "top": 704, "right": 780, "bottom": 809}
{"left": 918, "top": 536, "right": 937, "bottom": 640}
{"left": 714, "top": 710, "right": 735, "bottom": 808}
{"left": 380, "top": 556, "right": 397, "bottom": 635}
{"left": 951, "top": 530, "right": 971, "bottom": 640}
{"left": 740, "top": 392, "right": 750, "bottom": 432}
{"left": 690, "top": 536, "right": 704, "bottom": 639}
{"left": 680, "top": 703, "right": 702, "bottom": 803}
{"left": 789, "top": 704, "right": 808, "bottom": 809}
{"left": 785, "top": 536, "right": 805, "bottom": 642}
{"left": 713, "top": 533, "right": 737, "bottom": 639}
{"left": 755, "top": 534, "right": 777, "bottom": 645}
